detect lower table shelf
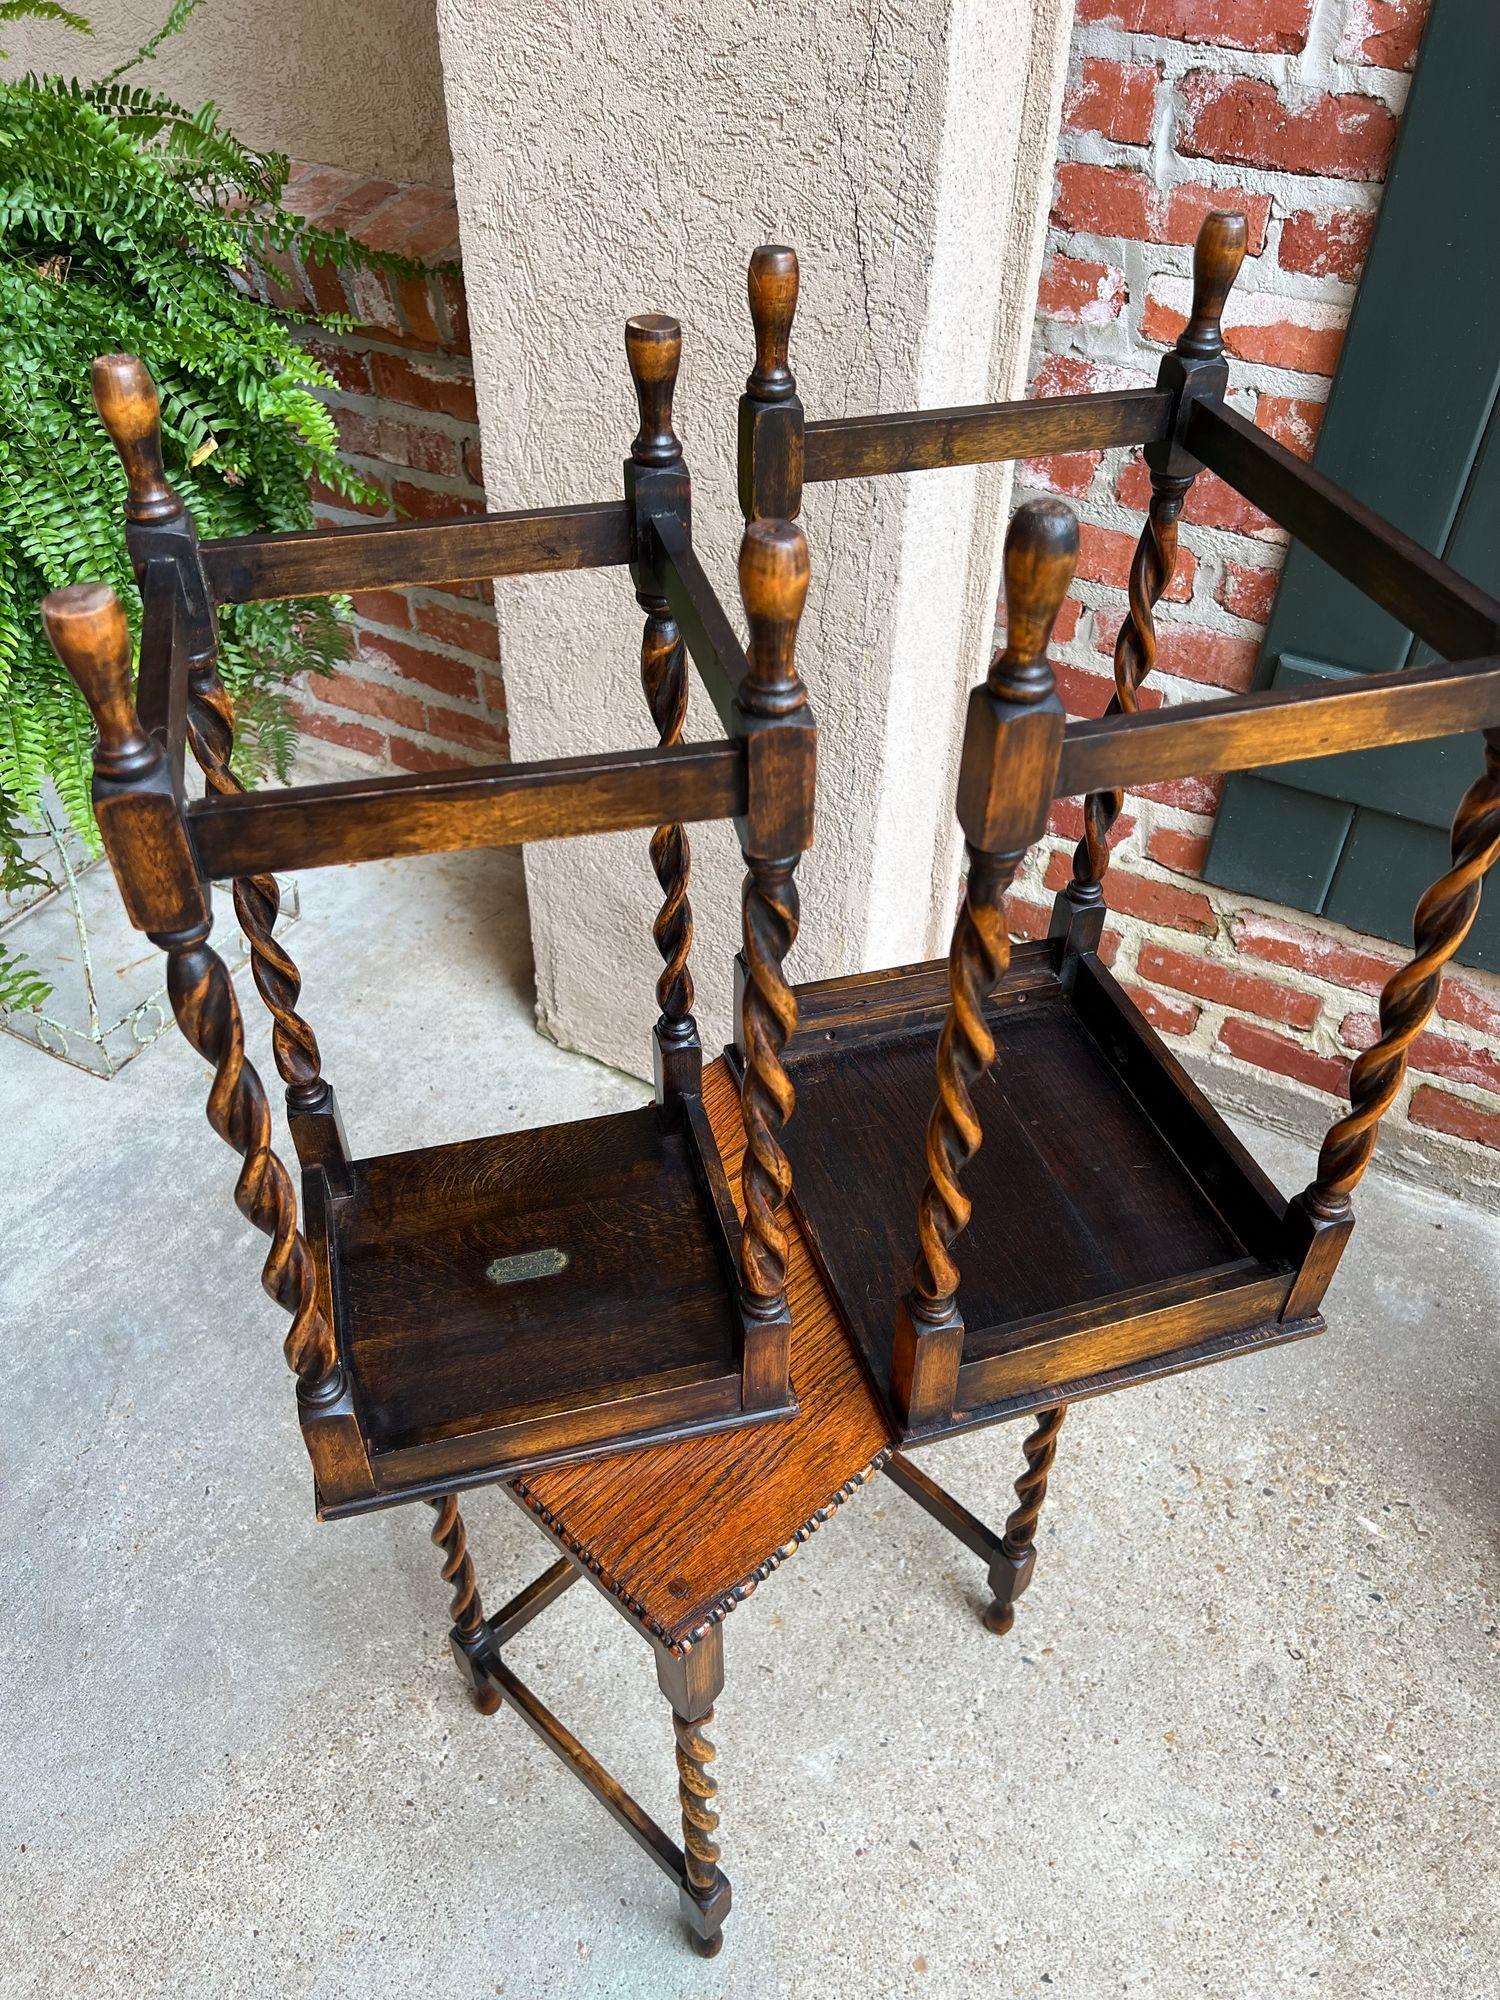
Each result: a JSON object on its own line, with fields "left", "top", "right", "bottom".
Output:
{"left": 306, "top": 1092, "right": 793, "bottom": 1508}
{"left": 775, "top": 940, "right": 1326, "bottom": 1439}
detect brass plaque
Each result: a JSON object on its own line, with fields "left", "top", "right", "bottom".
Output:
{"left": 485, "top": 1247, "right": 569, "bottom": 1286}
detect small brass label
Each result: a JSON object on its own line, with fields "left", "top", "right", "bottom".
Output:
{"left": 485, "top": 1247, "right": 569, "bottom": 1286}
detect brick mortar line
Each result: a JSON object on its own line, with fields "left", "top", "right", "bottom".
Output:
{"left": 315, "top": 393, "right": 482, "bottom": 444}
{"left": 1066, "top": 24, "right": 1417, "bottom": 101}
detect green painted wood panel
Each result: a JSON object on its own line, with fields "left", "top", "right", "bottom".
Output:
{"left": 1204, "top": 0, "right": 1500, "bottom": 971}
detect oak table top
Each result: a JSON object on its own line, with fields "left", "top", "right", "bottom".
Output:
{"left": 510, "top": 1057, "right": 894, "bottom": 1653}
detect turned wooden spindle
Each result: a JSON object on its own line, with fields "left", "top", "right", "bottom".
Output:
{"left": 739, "top": 245, "right": 805, "bottom": 522}
{"left": 625, "top": 313, "right": 683, "bottom": 468}
{"left": 734, "top": 518, "right": 812, "bottom": 1405}
{"left": 625, "top": 309, "right": 700, "bottom": 1098}
{"left": 739, "top": 517, "right": 810, "bottom": 714}
{"left": 895, "top": 499, "right": 1077, "bottom": 1430}
{"left": 91, "top": 353, "right": 182, "bottom": 525}
{"left": 40, "top": 586, "right": 153, "bottom": 780}
{"left": 1056, "top": 211, "right": 1246, "bottom": 943}
{"left": 746, "top": 245, "right": 798, "bottom": 402}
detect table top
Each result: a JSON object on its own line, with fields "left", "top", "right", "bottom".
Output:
{"left": 510, "top": 1057, "right": 893, "bottom": 1654}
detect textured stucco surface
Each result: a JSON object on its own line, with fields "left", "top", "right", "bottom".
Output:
{"left": 435, "top": 0, "right": 1075, "bottom": 1076}
{"left": 4, "top": 0, "right": 453, "bottom": 188}
{"left": 4, "top": 846, "right": 1498, "bottom": 1996}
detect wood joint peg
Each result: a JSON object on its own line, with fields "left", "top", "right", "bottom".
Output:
{"left": 40, "top": 583, "right": 210, "bottom": 938}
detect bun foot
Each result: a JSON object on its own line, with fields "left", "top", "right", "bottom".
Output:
{"left": 982, "top": 1599, "right": 1015, "bottom": 1636}
{"left": 470, "top": 1683, "right": 502, "bottom": 1716}
{"left": 689, "top": 1929, "right": 724, "bottom": 1958}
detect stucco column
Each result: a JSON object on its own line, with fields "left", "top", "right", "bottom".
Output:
{"left": 435, "top": 0, "right": 1074, "bottom": 1076}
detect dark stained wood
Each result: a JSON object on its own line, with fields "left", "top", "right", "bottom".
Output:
{"left": 1056, "top": 652, "right": 1500, "bottom": 798}
{"left": 627, "top": 315, "right": 702, "bottom": 1104}
{"left": 1054, "top": 215, "right": 1243, "bottom": 957}
{"left": 738, "top": 244, "right": 805, "bottom": 523}
{"left": 333, "top": 1103, "right": 746, "bottom": 1470}
{"left": 1051, "top": 469, "right": 1193, "bottom": 954}
{"left": 486, "top": 1556, "right": 580, "bottom": 1648}
{"left": 1283, "top": 725, "right": 1500, "bottom": 1310}
{"left": 1187, "top": 397, "right": 1500, "bottom": 660}
{"left": 510, "top": 1060, "right": 891, "bottom": 1655}
{"left": 804, "top": 387, "right": 1173, "bottom": 483}
{"left": 91, "top": 352, "right": 181, "bottom": 525}
{"left": 733, "top": 521, "right": 814, "bottom": 1410}
{"left": 894, "top": 500, "right": 1075, "bottom": 1429}
{"left": 771, "top": 943, "right": 1311, "bottom": 1442}
{"left": 41, "top": 584, "right": 209, "bottom": 940}
{"left": 187, "top": 738, "right": 747, "bottom": 877}
{"left": 135, "top": 557, "right": 189, "bottom": 777}
{"left": 58, "top": 328, "right": 807, "bottom": 1503}
{"left": 199, "top": 500, "right": 632, "bottom": 603}
{"left": 649, "top": 510, "right": 750, "bottom": 730}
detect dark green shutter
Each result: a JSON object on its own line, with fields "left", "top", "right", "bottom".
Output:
{"left": 1203, "top": 0, "right": 1500, "bottom": 971}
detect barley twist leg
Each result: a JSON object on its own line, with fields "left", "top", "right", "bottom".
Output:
{"left": 186, "top": 675, "right": 330, "bottom": 1111}
{"left": 428, "top": 1494, "right": 501, "bottom": 1715}
{"left": 738, "top": 856, "right": 800, "bottom": 1313}
{"left": 640, "top": 601, "right": 696, "bottom": 1046}
{"left": 165, "top": 934, "right": 339, "bottom": 1395}
{"left": 1069, "top": 475, "right": 1190, "bottom": 906}
{"left": 1308, "top": 737, "right": 1500, "bottom": 1218}
{"left": 674, "top": 1708, "right": 723, "bottom": 1957}
{"left": 984, "top": 1403, "right": 1069, "bottom": 1635}
{"left": 911, "top": 853, "right": 1013, "bottom": 1317}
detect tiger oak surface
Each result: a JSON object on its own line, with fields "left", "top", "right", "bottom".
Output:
{"left": 511, "top": 1059, "right": 893, "bottom": 1653}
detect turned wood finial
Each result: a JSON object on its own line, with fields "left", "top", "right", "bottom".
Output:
{"left": 1178, "top": 211, "right": 1247, "bottom": 362}
{"left": 746, "top": 245, "right": 798, "bottom": 401}
{"left": 625, "top": 313, "right": 683, "bottom": 467}
{"left": 739, "top": 518, "right": 810, "bottom": 715}
{"left": 91, "top": 354, "right": 182, "bottom": 525}
{"left": 42, "top": 583, "right": 151, "bottom": 779}
{"left": 991, "top": 499, "right": 1078, "bottom": 703}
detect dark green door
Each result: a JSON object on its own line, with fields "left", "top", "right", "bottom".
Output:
{"left": 1203, "top": 0, "right": 1500, "bottom": 971}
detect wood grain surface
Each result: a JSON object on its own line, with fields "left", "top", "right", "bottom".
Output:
{"left": 511, "top": 1059, "right": 893, "bottom": 1654}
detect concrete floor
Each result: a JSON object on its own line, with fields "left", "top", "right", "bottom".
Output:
{"left": 2, "top": 846, "right": 1497, "bottom": 2000}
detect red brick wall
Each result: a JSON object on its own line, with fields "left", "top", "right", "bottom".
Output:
{"left": 1011, "top": 0, "right": 1500, "bottom": 1168}
{"left": 258, "top": 164, "right": 508, "bottom": 774}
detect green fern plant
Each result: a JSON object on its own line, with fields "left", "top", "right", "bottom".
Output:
{"left": 0, "top": 0, "right": 413, "bottom": 1008}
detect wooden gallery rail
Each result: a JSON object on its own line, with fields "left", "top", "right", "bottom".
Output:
{"left": 734, "top": 213, "right": 1500, "bottom": 1638}
{"left": 41, "top": 215, "right": 1500, "bottom": 1960}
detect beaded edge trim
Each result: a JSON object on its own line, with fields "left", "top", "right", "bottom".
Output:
{"left": 510, "top": 1447, "right": 892, "bottom": 1655}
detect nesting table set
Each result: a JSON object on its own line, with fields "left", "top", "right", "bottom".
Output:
{"left": 44, "top": 214, "right": 1500, "bottom": 1954}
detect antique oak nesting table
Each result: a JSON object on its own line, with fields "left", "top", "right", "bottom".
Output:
{"left": 42, "top": 208, "right": 1500, "bottom": 1959}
